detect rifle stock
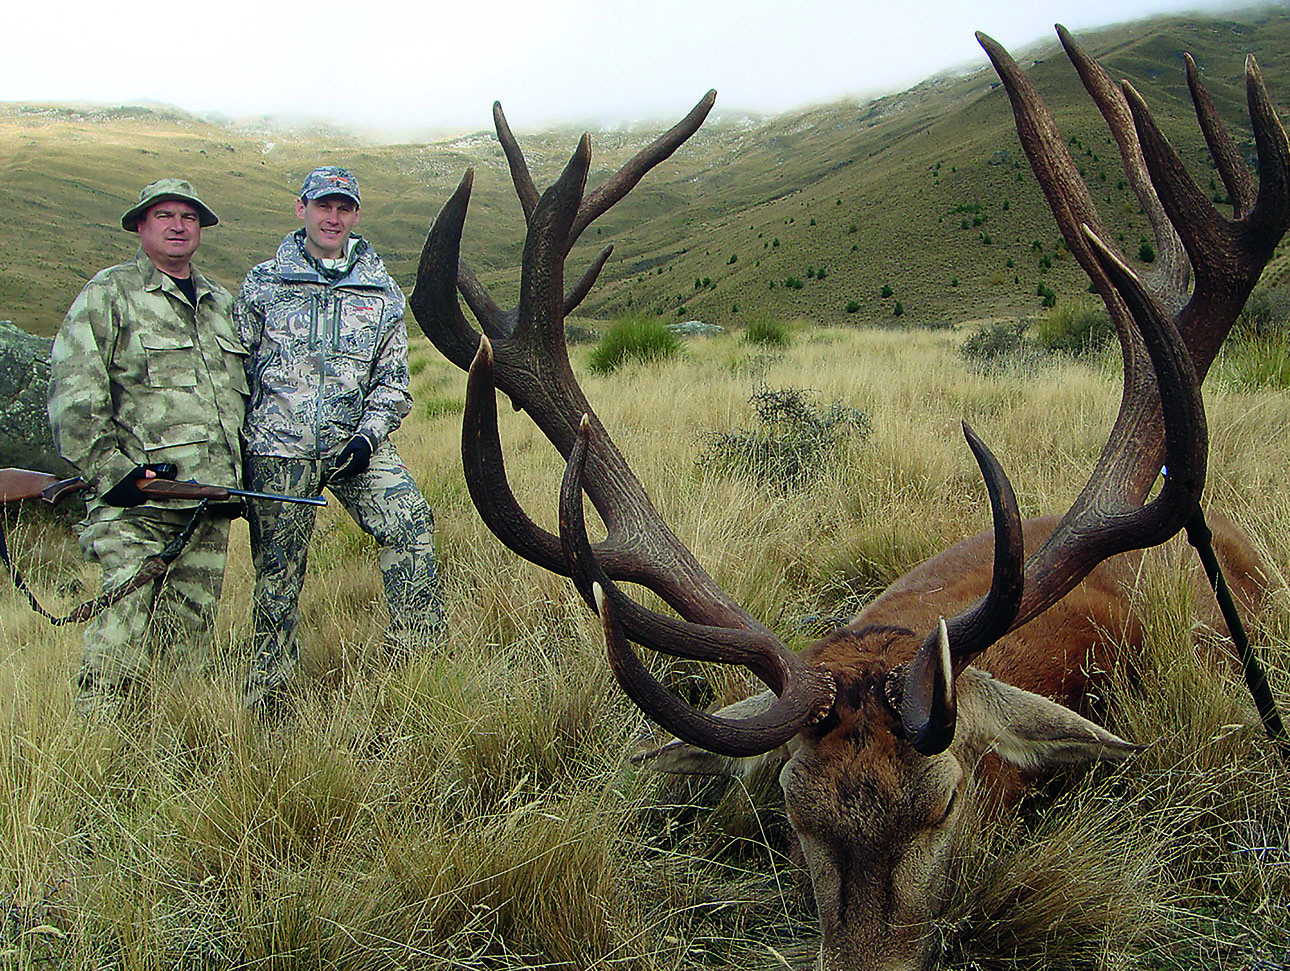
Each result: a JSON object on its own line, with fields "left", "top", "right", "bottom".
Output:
{"left": 0, "top": 468, "right": 88, "bottom": 505}
{"left": 0, "top": 469, "right": 325, "bottom": 508}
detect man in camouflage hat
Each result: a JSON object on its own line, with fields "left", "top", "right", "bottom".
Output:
{"left": 49, "top": 178, "right": 248, "bottom": 717}
{"left": 236, "top": 165, "right": 444, "bottom": 711}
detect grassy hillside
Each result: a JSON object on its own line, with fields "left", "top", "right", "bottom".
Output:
{"left": 3, "top": 10, "right": 1290, "bottom": 337}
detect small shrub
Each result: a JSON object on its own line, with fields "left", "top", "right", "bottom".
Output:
{"left": 893, "top": 301, "right": 904, "bottom": 317}
{"left": 1235, "top": 286, "right": 1290, "bottom": 341}
{"left": 744, "top": 316, "right": 790, "bottom": 348}
{"left": 1222, "top": 334, "right": 1290, "bottom": 390}
{"left": 785, "top": 276, "right": 805, "bottom": 290}
{"left": 960, "top": 320, "right": 1034, "bottom": 373}
{"left": 587, "top": 315, "right": 684, "bottom": 374}
{"left": 1138, "top": 241, "right": 1156, "bottom": 263}
{"left": 881, "top": 284, "right": 894, "bottom": 298}
{"left": 700, "top": 385, "right": 871, "bottom": 490}
{"left": 845, "top": 300, "right": 861, "bottom": 314}
{"left": 1035, "top": 298, "right": 1114, "bottom": 356}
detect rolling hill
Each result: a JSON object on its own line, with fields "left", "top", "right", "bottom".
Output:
{"left": 3, "top": 9, "right": 1290, "bottom": 338}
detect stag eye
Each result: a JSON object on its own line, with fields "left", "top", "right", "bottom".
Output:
{"left": 934, "top": 791, "right": 958, "bottom": 827}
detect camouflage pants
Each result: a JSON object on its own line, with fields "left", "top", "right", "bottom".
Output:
{"left": 243, "top": 442, "right": 444, "bottom": 706}
{"left": 75, "top": 504, "right": 232, "bottom": 715}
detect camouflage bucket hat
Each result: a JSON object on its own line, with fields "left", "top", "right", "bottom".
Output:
{"left": 300, "top": 166, "right": 361, "bottom": 204}
{"left": 121, "top": 178, "right": 219, "bottom": 231}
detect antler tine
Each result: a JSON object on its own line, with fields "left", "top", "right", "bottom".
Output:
{"left": 569, "top": 90, "right": 717, "bottom": 248}
{"left": 1186, "top": 54, "right": 1256, "bottom": 219}
{"left": 515, "top": 133, "right": 591, "bottom": 346}
{"left": 461, "top": 337, "right": 565, "bottom": 573}
{"left": 942, "top": 423, "right": 1025, "bottom": 665}
{"left": 457, "top": 260, "right": 516, "bottom": 341}
{"left": 561, "top": 417, "right": 835, "bottom": 757}
{"left": 411, "top": 169, "right": 496, "bottom": 370}
{"left": 1055, "top": 24, "right": 1190, "bottom": 304}
{"left": 565, "top": 245, "right": 615, "bottom": 317}
{"left": 1241, "top": 55, "right": 1290, "bottom": 253}
{"left": 493, "top": 101, "right": 540, "bottom": 221}
{"left": 976, "top": 32, "right": 1121, "bottom": 308}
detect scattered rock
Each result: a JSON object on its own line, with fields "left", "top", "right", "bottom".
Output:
{"left": 667, "top": 319, "right": 727, "bottom": 338}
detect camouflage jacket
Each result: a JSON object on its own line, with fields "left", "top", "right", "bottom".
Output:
{"left": 235, "top": 230, "right": 412, "bottom": 459}
{"left": 48, "top": 250, "right": 247, "bottom": 511}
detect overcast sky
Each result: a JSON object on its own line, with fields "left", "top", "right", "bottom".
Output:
{"left": 5, "top": 0, "right": 1275, "bottom": 137}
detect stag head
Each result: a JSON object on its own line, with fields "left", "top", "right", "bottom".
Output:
{"left": 412, "top": 26, "right": 1288, "bottom": 971}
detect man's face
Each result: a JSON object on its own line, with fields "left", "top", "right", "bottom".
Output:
{"left": 296, "top": 195, "right": 360, "bottom": 260}
{"left": 136, "top": 200, "right": 202, "bottom": 267}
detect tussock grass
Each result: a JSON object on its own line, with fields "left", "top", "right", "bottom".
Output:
{"left": 2, "top": 325, "right": 1288, "bottom": 968}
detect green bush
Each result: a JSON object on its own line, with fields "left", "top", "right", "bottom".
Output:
{"left": 1222, "top": 334, "right": 1290, "bottom": 390}
{"left": 587, "top": 315, "right": 684, "bottom": 374}
{"left": 743, "top": 316, "right": 790, "bottom": 347}
{"left": 1235, "top": 286, "right": 1290, "bottom": 341}
{"left": 960, "top": 320, "right": 1034, "bottom": 373}
{"left": 700, "top": 386, "right": 871, "bottom": 490}
{"left": 1034, "top": 298, "right": 1115, "bottom": 356}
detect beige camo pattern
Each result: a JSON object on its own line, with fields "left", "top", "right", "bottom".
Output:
{"left": 49, "top": 248, "right": 247, "bottom": 712}
{"left": 49, "top": 249, "right": 247, "bottom": 507}
{"left": 73, "top": 506, "right": 233, "bottom": 714}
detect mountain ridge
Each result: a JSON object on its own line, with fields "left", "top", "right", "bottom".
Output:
{"left": 3, "top": 9, "right": 1289, "bottom": 337}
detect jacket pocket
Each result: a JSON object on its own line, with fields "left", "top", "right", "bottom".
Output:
{"left": 140, "top": 334, "right": 198, "bottom": 388}
{"left": 215, "top": 332, "right": 250, "bottom": 397}
{"left": 143, "top": 433, "right": 209, "bottom": 478}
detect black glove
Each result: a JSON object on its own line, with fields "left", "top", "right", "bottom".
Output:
{"left": 101, "top": 463, "right": 179, "bottom": 507}
{"left": 330, "top": 434, "right": 373, "bottom": 481}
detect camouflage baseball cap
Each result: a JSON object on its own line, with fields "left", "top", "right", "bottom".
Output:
{"left": 121, "top": 178, "right": 219, "bottom": 231}
{"left": 300, "top": 166, "right": 361, "bottom": 204}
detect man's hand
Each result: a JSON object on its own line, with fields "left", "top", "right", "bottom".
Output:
{"left": 330, "top": 434, "right": 373, "bottom": 481}
{"left": 101, "top": 463, "right": 176, "bottom": 506}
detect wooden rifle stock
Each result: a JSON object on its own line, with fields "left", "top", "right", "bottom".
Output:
{"left": 0, "top": 468, "right": 89, "bottom": 505}
{"left": 0, "top": 469, "right": 325, "bottom": 507}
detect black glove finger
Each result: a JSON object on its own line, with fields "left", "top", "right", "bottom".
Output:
{"left": 102, "top": 466, "right": 150, "bottom": 507}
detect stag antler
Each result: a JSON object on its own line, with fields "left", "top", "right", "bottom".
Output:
{"left": 888, "top": 30, "right": 1290, "bottom": 755}
{"left": 410, "top": 95, "right": 837, "bottom": 754}
{"left": 968, "top": 28, "right": 1290, "bottom": 641}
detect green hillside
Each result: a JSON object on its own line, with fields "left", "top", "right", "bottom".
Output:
{"left": 3, "top": 10, "right": 1290, "bottom": 337}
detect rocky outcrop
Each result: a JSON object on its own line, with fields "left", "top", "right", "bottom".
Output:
{"left": 0, "top": 320, "right": 76, "bottom": 477}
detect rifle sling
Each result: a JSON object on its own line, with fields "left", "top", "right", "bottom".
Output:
{"left": 0, "top": 500, "right": 211, "bottom": 626}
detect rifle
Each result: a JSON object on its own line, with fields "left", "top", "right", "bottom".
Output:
{"left": 0, "top": 468, "right": 324, "bottom": 625}
{"left": 0, "top": 469, "right": 327, "bottom": 507}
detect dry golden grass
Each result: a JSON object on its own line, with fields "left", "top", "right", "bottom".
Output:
{"left": 1, "top": 324, "right": 1287, "bottom": 969}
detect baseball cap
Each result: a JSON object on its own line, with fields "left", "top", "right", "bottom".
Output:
{"left": 300, "top": 166, "right": 361, "bottom": 204}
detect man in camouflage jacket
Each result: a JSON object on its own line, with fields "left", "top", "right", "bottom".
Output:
{"left": 236, "top": 166, "right": 444, "bottom": 710}
{"left": 49, "top": 178, "right": 247, "bottom": 717}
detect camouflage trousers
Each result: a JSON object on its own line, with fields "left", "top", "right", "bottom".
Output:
{"left": 75, "top": 504, "right": 232, "bottom": 716}
{"left": 243, "top": 442, "right": 444, "bottom": 707}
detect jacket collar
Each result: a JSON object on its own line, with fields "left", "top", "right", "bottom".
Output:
{"left": 275, "top": 228, "right": 378, "bottom": 287}
{"left": 134, "top": 249, "right": 215, "bottom": 304}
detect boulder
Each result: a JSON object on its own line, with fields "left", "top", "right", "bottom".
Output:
{"left": 0, "top": 320, "right": 77, "bottom": 477}
{"left": 667, "top": 319, "right": 727, "bottom": 338}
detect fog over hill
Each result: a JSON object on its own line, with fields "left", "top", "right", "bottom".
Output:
{"left": 3, "top": 9, "right": 1289, "bottom": 337}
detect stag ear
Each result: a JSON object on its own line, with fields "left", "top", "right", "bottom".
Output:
{"left": 633, "top": 690, "right": 790, "bottom": 777}
{"left": 954, "top": 668, "right": 1142, "bottom": 769}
